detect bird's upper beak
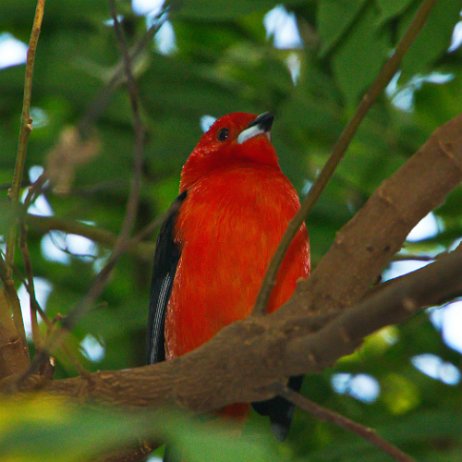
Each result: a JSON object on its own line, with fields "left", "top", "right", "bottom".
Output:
{"left": 237, "top": 112, "right": 274, "bottom": 144}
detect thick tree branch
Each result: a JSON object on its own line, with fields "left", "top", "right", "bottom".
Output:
{"left": 42, "top": 245, "right": 462, "bottom": 410}
{"left": 30, "top": 114, "right": 462, "bottom": 406}
{"left": 0, "top": 288, "right": 30, "bottom": 380}
{"left": 12, "top": 115, "right": 462, "bottom": 449}
{"left": 282, "top": 246, "right": 462, "bottom": 376}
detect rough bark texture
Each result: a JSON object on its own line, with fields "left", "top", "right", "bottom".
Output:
{"left": 33, "top": 113, "right": 462, "bottom": 412}
{"left": 42, "top": 247, "right": 462, "bottom": 412}
{"left": 0, "top": 290, "right": 30, "bottom": 380}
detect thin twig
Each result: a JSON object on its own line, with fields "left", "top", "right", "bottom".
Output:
{"left": 6, "top": 0, "right": 46, "bottom": 267}
{"left": 130, "top": 213, "right": 165, "bottom": 244}
{"left": 23, "top": 280, "right": 48, "bottom": 323}
{"left": 77, "top": 6, "right": 168, "bottom": 138}
{"left": 253, "top": 0, "right": 438, "bottom": 315}
{"left": 4, "top": 0, "right": 46, "bottom": 344}
{"left": 39, "top": 0, "right": 146, "bottom": 331}
{"left": 392, "top": 254, "right": 435, "bottom": 262}
{"left": 23, "top": 171, "right": 49, "bottom": 210}
{"left": 26, "top": 213, "right": 160, "bottom": 260}
{"left": 56, "top": 0, "right": 148, "bottom": 327}
{"left": 13, "top": 1, "right": 147, "bottom": 386}
{"left": 107, "top": 0, "right": 146, "bottom": 249}
{"left": 18, "top": 171, "right": 50, "bottom": 349}
{"left": 19, "top": 224, "right": 41, "bottom": 349}
{"left": 279, "top": 387, "right": 415, "bottom": 462}
{"left": 13, "top": 230, "right": 89, "bottom": 376}
{"left": 23, "top": 292, "right": 89, "bottom": 376}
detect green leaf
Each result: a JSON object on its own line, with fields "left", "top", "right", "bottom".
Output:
{"left": 0, "top": 396, "right": 149, "bottom": 461}
{"left": 400, "top": 0, "right": 461, "bottom": 77}
{"left": 332, "top": 4, "right": 389, "bottom": 106}
{"left": 172, "top": 0, "right": 280, "bottom": 21}
{"left": 171, "top": 417, "right": 274, "bottom": 462}
{"left": 375, "top": 0, "right": 415, "bottom": 23}
{"left": 0, "top": 0, "right": 107, "bottom": 34}
{"left": 0, "top": 397, "right": 276, "bottom": 462}
{"left": 317, "top": 0, "right": 369, "bottom": 55}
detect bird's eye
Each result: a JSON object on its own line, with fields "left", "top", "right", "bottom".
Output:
{"left": 217, "top": 128, "right": 229, "bottom": 142}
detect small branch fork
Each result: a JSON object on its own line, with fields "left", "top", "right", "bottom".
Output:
{"left": 12, "top": 0, "right": 147, "bottom": 387}
{"left": 253, "top": 0, "right": 438, "bottom": 315}
{"left": 77, "top": 5, "right": 168, "bottom": 139}
{"left": 25, "top": 213, "right": 161, "bottom": 260}
{"left": 60, "top": 0, "right": 147, "bottom": 331}
{"left": 18, "top": 226, "right": 40, "bottom": 349}
{"left": 280, "top": 387, "right": 415, "bottom": 462}
{"left": 2, "top": 0, "right": 46, "bottom": 351}
{"left": 41, "top": 244, "right": 462, "bottom": 418}
{"left": 0, "top": 0, "right": 47, "bottom": 381}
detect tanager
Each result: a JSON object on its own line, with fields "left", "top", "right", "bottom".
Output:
{"left": 147, "top": 112, "right": 310, "bottom": 447}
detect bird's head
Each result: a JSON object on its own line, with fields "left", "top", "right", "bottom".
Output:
{"left": 180, "top": 112, "right": 279, "bottom": 190}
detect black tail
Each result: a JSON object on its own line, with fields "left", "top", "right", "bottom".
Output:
{"left": 252, "top": 375, "right": 303, "bottom": 441}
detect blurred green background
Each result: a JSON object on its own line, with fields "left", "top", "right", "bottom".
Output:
{"left": 0, "top": 0, "right": 461, "bottom": 460}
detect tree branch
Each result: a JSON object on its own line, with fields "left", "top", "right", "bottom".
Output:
{"left": 253, "top": 0, "right": 438, "bottom": 314}
{"left": 42, "top": 245, "right": 462, "bottom": 411}
{"left": 19, "top": 224, "right": 41, "bottom": 349}
{"left": 61, "top": 0, "right": 146, "bottom": 330}
{"left": 38, "top": 112, "right": 462, "bottom": 408}
{"left": 0, "top": 281, "right": 30, "bottom": 380}
{"left": 6, "top": 0, "right": 46, "bottom": 268}
{"left": 281, "top": 113, "right": 462, "bottom": 324}
{"left": 279, "top": 387, "right": 414, "bottom": 462}
{"left": 25, "top": 214, "right": 155, "bottom": 261}
{"left": 12, "top": 1, "right": 148, "bottom": 387}
{"left": 284, "top": 246, "right": 462, "bottom": 374}
{"left": 3, "top": 0, "right": 46, "bottom": 351}
{"left": 77, "top": 7, "right": 167, "bottom": 139}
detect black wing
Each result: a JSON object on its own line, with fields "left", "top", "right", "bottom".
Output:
{"left": 147, "top": 191, "right": 187, "bottom": 365}
{"left": 252, "top": 375, "right": 303, "bottom": 441}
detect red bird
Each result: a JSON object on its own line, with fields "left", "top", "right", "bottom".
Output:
{"left": 147, "top": 112, "right": 310, "bottom": 445}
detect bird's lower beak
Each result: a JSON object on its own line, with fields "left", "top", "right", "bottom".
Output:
{"left": 237, "top": 112, "right": 274, "bottom": 144}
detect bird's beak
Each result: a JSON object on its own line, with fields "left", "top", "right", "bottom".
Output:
{"left": 237, "top": 112, "right": 274, "bottom": 144}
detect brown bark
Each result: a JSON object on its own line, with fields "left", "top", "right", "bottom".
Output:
{"left": 42, "top": 246, "right": 462, "bottom": 412}
{"left": 0, "top": 290, "right": 30, "bottom": 380}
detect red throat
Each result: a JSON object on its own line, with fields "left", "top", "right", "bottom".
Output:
{"left": 180, "top": 112, "right": 280, "bottom": 191}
